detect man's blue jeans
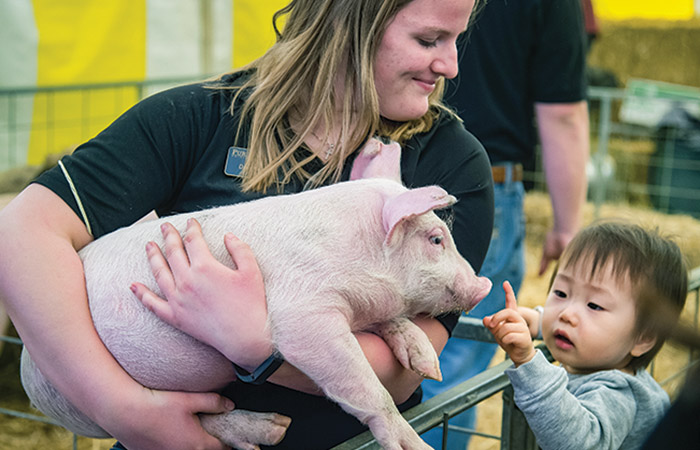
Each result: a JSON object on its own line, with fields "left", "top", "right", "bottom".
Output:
{"left": 421, "top": 175, "right": 525, "bottom": 449}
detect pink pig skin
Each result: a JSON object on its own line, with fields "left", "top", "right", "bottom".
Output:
{"left": 350, "top": 138, "right": 402, "bottom": 182}
{"left": 20, "top": 140, "right": 491, "bottom": 450}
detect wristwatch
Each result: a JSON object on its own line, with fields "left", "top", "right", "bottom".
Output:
{"left": 232, "top": 352, "right": 285, "bottom": 385}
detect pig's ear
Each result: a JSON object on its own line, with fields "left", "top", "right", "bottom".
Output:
{"left": 350, "top": 138, "right": 402, "bottom": 183}
{"left": 382, "top": 186, "right": 456, "bottom": 246}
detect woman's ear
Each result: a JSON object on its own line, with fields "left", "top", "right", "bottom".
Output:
{"left": 630, "top": 333, "right": 657, "bottom": 358}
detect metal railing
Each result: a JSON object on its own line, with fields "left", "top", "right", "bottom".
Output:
{"left": 584, "top": 86, "right": 700, "bottom": 219}
{"left": 0, "top": 76, "right": 209, "bottom": 172}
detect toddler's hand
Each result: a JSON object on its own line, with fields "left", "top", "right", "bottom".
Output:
{"left": 130, "top": 218, "right": 273, "bottom": 370}
{"left": 517, "top": 305, "right": 542, "bottom": 339}
{"left": 483, "top": 281, "right": 536, "bottom": 367}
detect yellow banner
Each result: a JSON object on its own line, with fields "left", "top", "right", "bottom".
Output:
{"left": 12, "top": 1, "right": 288, "bottom": 166}
{"left": 233, "top": 0, "right": 287, "bottom": 68}
{"left": 595, "top": 0, "right": 696, "bottom": 21}
{"left": 28, "top": 0, "right": 146, "bottom": 164}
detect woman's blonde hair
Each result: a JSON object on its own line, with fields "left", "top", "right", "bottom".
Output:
{"left": 219, "top": 0, "right": 459, "bottom": 192}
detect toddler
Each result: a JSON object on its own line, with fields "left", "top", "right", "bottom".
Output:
{"left": 484, "top": 221, "right": 687, "bottom": 450}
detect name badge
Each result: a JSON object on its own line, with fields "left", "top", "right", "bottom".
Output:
{"left": 224, "top": 146, "right": 247, "bottom": 177}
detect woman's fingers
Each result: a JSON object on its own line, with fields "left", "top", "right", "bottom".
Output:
{"left": 182, "top": 218, "right": 217, "bottom": 269}
{"left": 188, "top": 391, "right": 235, "bottom": 415}
{"left": 160, "top": 221, "right": 191, "bottom": 274}
{"left": 155, "top": 219, "right": 254, "bottom": 276}
{"left": 130, "top": 281, "right": 176, "bottom": 324}
{"left": 145, "top": 240, "right": 177, "bottom": 298}
{"left": 224, "top": 233, "right": 258, "bottom": 275}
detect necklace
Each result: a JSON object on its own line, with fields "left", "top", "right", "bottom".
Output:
{"left": 323, "top": 142, "right": 335, "bottom": 159}
{"left": 310, "top": 131, "right": 336, "bottom": 160}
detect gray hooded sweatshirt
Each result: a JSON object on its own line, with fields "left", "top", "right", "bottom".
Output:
{"left": 506, "top": 350, "right": 669, "bottom": 450}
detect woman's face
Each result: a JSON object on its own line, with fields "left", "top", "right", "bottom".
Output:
{"left": 374, "top": 0, "right": 475, "bottom": 122}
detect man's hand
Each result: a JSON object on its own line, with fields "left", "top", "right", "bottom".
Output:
{"left": 538, "top": 228, "right": 576, "bottom": 276}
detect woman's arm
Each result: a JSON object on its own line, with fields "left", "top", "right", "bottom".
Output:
{"left": 249, "top": 316, "right": 448, "bottom": 403}
{"left": 360, "top": 315, "right": 449, "bottom": 404}
{"left": 0, "top": 184, "right": 232, "bottom": 450}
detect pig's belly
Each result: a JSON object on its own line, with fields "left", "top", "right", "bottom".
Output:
{"left": 89, "top": 292, "right": 235, "bottom": 392}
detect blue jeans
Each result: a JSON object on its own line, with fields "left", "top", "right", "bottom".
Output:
{"left": 421, "top": 176, "right": 525, "bottom": 449}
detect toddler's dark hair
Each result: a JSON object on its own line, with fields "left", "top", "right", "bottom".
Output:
{"left": 552, "top": 220, "right": 688, "bottom": 371}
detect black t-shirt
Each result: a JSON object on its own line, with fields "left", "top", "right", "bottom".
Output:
{"left": 35, "top": 71, "right": 494, "bottom": 448}
{"left": 445, "top": 0, "right": 588, "bottom": 165}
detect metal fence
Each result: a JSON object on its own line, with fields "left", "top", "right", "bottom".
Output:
{"left": 1, "top": 81, "right": 700, "bottom": 449}
{"left": 3, "top": 83, "right": 699, "bottom": 216}
{"left": 520, "top": 86, "right": 700, "bottom": 222}
{"left": 581, "top": 86, "right": 699, "bottom": 220}
{"left": 0, "top": 77, "right": 205, "bottom": 172}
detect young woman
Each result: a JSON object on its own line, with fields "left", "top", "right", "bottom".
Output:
{"left": 0, "top": 0, "right": 492, "bottom": 448}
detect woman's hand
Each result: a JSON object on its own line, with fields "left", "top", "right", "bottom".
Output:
{"left": 483, "top": 281, "right": 536, "bottom": 367}
{"left": 106, "top": 387, "right": 235, "bottom": 450}
{"left": 130, "top": 218, "right": 273, "bottom": 370}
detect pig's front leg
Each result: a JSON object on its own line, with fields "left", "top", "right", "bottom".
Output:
{"left": 275, "top": 312, "right": 431, "bottom": 450}
{"left": 369, "top": 317, "right": 442, "bottom": 381}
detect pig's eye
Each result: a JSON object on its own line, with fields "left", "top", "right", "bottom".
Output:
{"left": 430, "top": 235, "right": 444, "bottom": 246}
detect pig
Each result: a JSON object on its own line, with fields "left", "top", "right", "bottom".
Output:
{"left": 20, "top": 139, "right": 492, "bottom": 450}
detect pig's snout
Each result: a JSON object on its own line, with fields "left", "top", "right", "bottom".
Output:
{"left": 472, "top": 276, "right": 492, "bottom": 304}
{"left": 453, "top": 272, "right": 492, "bottom": 313}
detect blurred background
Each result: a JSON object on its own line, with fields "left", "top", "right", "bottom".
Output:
{"left": 1, "top": 0, "right": 700, "bottom": 216}
{"left": 0, "top": 0, "right": 287, "bottom": 174}
{"left": 1, "top": 1, "right": 700, "bottom": 449}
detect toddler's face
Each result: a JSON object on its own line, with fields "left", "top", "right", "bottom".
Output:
{"left": 541, "top": 261, "right": 651, "bottom": 374}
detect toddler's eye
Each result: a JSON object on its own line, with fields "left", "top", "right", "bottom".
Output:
{"left": 553, "top": 289, "right": 567, "bottom": 298}
{"left": 587, "top": 302, "right": 604, "bottom": 311}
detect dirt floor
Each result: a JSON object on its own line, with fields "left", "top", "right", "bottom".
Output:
{"left": 1, "top": 192, "right": 699, "bottom": 449}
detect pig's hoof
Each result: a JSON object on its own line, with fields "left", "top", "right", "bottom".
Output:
{"left": 200, "top": 409, "right": 291, "bottom": 450}
{"left": 410, "top": 356, "right": 442, "bottom": 381}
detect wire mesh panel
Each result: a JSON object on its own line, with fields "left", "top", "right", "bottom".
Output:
{"left": 0, "top": 77, "right": 202, "bottom": 173}
{"left": 585, "top": 86, "right": 700, "bottom": 219}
